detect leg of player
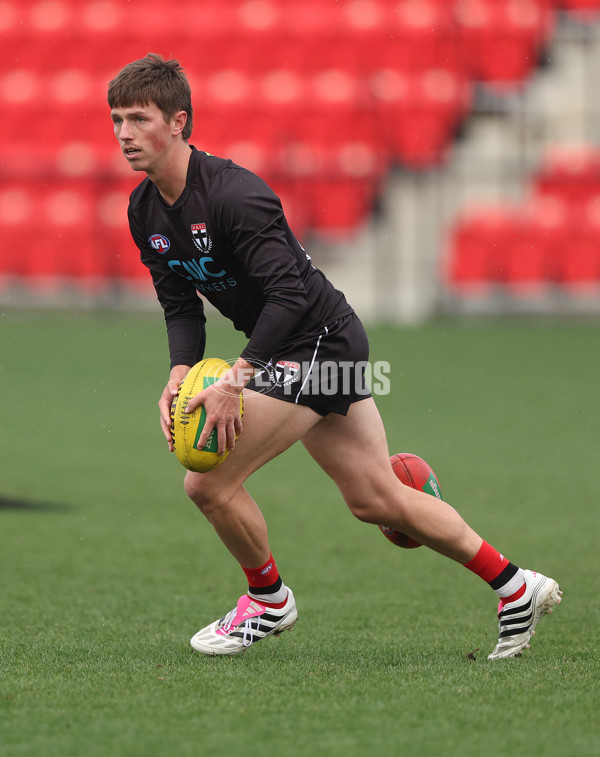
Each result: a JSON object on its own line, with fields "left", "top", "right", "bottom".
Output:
{"left": 300, "top": 397, "right": 562, "bottom": 659}
{"left": 184, "top": 389, "right": 323, "bottom": 656}
{"left": 301, "top": 397, "right": 482, "bottom": 560}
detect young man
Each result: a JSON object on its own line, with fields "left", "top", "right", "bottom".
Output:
{"left": 108, "top": 54, "right": 562, "bottom": 659}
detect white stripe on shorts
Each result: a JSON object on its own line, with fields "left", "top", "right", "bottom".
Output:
{"left": 294, "top": 325, "right": 329, "bottom": 404}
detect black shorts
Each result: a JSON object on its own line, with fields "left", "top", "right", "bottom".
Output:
{"left": 246, "top": 313, "right": 372, "bottom": 416}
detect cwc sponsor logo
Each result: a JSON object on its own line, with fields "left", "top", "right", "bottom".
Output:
{"left": 168, "top": 257, "right": 238, "bottom": 293}
{"left": 168, "top": 257, "right": 226, "bottom": 281}
{"left": 148, "top": 233, "right": 170, "bottom": 253}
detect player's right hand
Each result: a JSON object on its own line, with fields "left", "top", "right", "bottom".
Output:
{"left": 159, "top": 365, "right": 191, "bottom": 451}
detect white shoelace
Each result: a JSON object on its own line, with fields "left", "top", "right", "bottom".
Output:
{"left": 218, "top": 607, "right": 238, "bottom": 633}
{"left": 218, "top": 607, "right": 260, "bottom": 647}
{"left": 241, "top": 618, "right": 259, "bottom": 647}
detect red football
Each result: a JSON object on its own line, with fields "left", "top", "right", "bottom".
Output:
{"left": 378, "top": 453, "right": 444, "bottom": 549}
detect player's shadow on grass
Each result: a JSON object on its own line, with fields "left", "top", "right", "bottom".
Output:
{"left": 0, "top": 494, "right": 72, "bottom": 512}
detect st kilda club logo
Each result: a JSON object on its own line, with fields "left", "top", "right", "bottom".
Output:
{"left": 268, "top": 360, "right": 301, "bottom": 387}
{"left": 191, "top": 223, "right": 213, "bottom": 252}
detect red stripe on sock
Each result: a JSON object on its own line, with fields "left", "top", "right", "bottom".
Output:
{"left": 502, "top": 583, "right": 526, "bottom": 604}
{"left": 259, "top": 596, "right": 288, "bottom": 609}
{"left": 464, "top": 540, "right": 510, "bottom": 583}
{"left": 242, "top": 553, "right": 280, "bottom": 589}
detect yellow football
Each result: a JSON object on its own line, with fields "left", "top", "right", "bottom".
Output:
{"left": 170, "top": 358, "right": 243, "bottom": 473}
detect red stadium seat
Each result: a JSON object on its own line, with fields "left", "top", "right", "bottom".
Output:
{"left": 38, "top": 181, "right": 102, "bottom": 281}
{"left": 176, "top": 0, "right": 233, "bottom": 37}
{"left": 279, "top": 69, "right": 374, "bottom": 164}
{"left": 78, "top": 0, "right": 124, "bottom": 35}
{"left": 371, "top": 68, "right": 471, "bottom": 168}
{"left": 267, "top": 178, "right": 310, "bottom": 240}
{"left": 278, "top": 0, "right": 341, "bottom": 37}
{"left": 0, "top": 1, "right": 19, "bottom": 35}
{"left": 446, "top": 204, "right": 515, "bottom": 291}
{"left": 559, "top": 0, "right": 600, "bottom": 21}
{"left": 334, "top": 0, "right": 395, "bottom": 74}
{"left": 532, "top": 143, "right": 600, "bottom": 213}
{"left": 314, "top": 138, "right": 382, "bottom": 235}
{"left": 0, "top": 184, "right": 37, "bottom": 278}
{"left": 501, "top": 196, "right": 568, "bottom": 294}
{"left": 96, "top": 181, "right": 146, "bottom": 281}
{"left": 387, "top": 0, "right": 460, "bottom": 74}
{"left": 28, "top": 0, "right": 74, "bottom": 36}
{"left": 455, "top": 0, "right": 553, "bottom": 91}
{"left": 252, "top": 69, "right": 309, "bottom": 164}
{"left": 275, "top": 132, "right": 381, "bottom": 237}
{"left": 97, "top": 0, "right": 196, "bottom": 40}
{"left": 445, "top": 189, "right": 600, "bottom": 296}
{"left": 236, "top": 0, "right": 282, "bottom": 34}
{"left": 556, "top": 195, "right": 600, "bottom": 289}
{"left": 198, "top": 70, "right": 284, "bottom": 166}
{"left": 0, "top": 67, "right": 42, "bottom": 106}
{"left": 307, "top": 176, "right": 376, "bottom": 237}
{"left": 560, "top": 230, "right": 600, "bottom": 289}
{"left": 55, "top": 142, "right": 99, "bottom": 178}
{"left": 0, "top": 68, "right": 57, "bottom": 177}
{"left": 0, "top": 181, "right": 102, "bottom": 286}
{"left": 204, "top": 68, "right": 255, "bottom": 111}
{"left": 49, "top": 68, "right": 97, "bottom": 105}
{"left": 339, "top": 0, "right": 390, "bottom": 36}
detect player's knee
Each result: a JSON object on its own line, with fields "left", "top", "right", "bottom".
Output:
{"left": 345, "top": 480, "right": 411, "bottom": 526}
{"left": 183, "top": 471, "right": 222, "bottom": 514}
{"left": 348, "top": 501, "right": 381, "bottom": 524}
{"left": 345, "top": 491, "right": 396, "bottom": 525}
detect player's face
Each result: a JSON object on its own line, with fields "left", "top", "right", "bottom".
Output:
{"left": 110, "top": 102, "right": 175, "bottom": 172}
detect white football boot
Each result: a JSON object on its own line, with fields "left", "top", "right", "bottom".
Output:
{"left": 488, "top": 570, "right": 562, "bottom": 660}
{"left": 191, "top": 589, "right": 298, "bottom": 656}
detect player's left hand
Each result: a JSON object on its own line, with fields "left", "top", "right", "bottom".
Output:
{"left": 185, "top": 381, "right": 243, "bottom": 456}
{"left": 185, "top": 357, "right": 252, "bottom": 455}
{"left": 159, "top": 364, "right": 191, "bottom": 452}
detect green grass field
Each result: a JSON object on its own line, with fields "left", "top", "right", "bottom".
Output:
{"left": 1, "top": 311, "right": 598, "bottom": 757}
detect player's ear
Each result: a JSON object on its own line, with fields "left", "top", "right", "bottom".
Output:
{"left": 172, "top": 110, "right": 187, "bottom": 137}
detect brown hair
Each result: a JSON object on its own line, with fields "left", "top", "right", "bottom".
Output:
{"left": 107, "top": 53, "right": 193, "bottom": 140}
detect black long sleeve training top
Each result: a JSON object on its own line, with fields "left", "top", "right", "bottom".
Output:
{"left": 127, "top": 146, "right": 352, "bottom": 368}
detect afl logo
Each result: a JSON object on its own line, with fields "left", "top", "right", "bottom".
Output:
{"left": 148, "top": 233, "right": 170, "bottom": 254}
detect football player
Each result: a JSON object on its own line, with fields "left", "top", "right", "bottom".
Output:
{"left": 108, "top": 54, "right": 561, "bottom": 659}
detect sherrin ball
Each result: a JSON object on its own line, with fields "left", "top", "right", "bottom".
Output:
{"left": 170, "top": 358, "right": 243, "bottom": 473}
{"left": 378, "top": 452, "right": 444, "bottom": 549}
